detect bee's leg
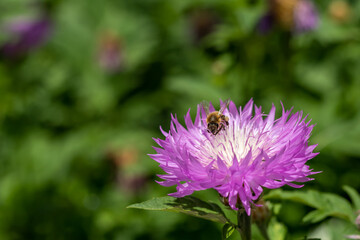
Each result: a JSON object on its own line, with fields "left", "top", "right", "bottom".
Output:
{"left": 213, "top": 127, "right": 221, "bottom": 135}
{"left": 221, "top": 120, "right": 228, "bottom": 127}
{"left": 222, "top": 122, "right": 228, "bottom": 132}
{"left": 217, "top": 124, "right": 225, "bottom": 134}
{"left": 221, "top": 116, "right": 229, "bottom": 126}
{"left": 224, "top": 118, "right": 229, "bottom": 126}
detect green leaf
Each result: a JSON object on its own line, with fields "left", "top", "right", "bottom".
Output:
{"left": 343, "top": 185, "right": 360, "bottom": 211}
{"left": 222, "top": 223, "right": 235, "bottom": 240}
{"left": 303, "top": 209, "right": 330, "bottom": 223}
{"left": 268, "top": 217, "right": 287, "bottom": 240}
{"left": 127, "top": 196, "right": 229, "bottom": 224}
{"left": 265, "top": 189, "right": 355, "bottom": 223}
{"left": 308, "top": 218, "right": 358, "bottom": 240}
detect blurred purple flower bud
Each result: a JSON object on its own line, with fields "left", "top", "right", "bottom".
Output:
{"left": 294, "top": 0, "right": 318, "bottom": 33}
{"left": 97, "top": 33, "right": 124, "bottom": 73}
{"left": 117, "top": 174, "right": 149, "bottom": 196}
{"left": 106, "top": 146, "right": 139, "bottom": 169}
{"left": 256, "top": 13, "right": 274, "bottom": 34}
{"left": 271, "top": 0, "right": 298, "bottom": 29}
{"left": 252, "top": 199, "right": 271, "bottom": 224}
{"left": 188, "top": 9, "right": 220, "bottom": 44}
{"left": 1, "top": 17, "right": 52, "bottom": 58}
{"left": 257, "top": 0, "right": 318, "bottom": 34}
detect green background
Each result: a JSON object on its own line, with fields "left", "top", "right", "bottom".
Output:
{"left": 0, "top": 0, "right": 359, "bottom": 239}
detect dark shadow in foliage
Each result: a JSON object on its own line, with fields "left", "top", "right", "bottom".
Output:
{"left": 1, "top": 184, "right": 93, "bottom": 240}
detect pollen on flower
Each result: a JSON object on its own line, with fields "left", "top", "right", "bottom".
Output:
{"left": 149, "top": 99, "right": 319, "bottom": 215}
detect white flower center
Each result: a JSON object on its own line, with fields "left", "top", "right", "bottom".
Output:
{"left": 189, "top": 116, "right": 272, "bottom": 168}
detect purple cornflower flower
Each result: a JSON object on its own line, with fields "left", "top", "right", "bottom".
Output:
{"left": 1, "top": 16, "right": 52, "bottom": 58}
{"left": 257, "top": 0, "right": 318, "bottom": 34}
{"left": 150, "top": 99, "right": 319, "bottom": 215}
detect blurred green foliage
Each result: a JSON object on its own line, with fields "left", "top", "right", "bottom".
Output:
{"left": 1, "top": 0, "right": 360, "bottom": 239}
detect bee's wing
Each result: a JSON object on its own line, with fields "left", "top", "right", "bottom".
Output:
{"left": 219, "top": 99, "right": 230, "bottom": 114}
{"left": 200, "top": 100, "right": 210, "bottom": 115}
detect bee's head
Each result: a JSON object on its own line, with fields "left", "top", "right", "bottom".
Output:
{"left": 208, "top": 122, "right": 219, "bottom": 134}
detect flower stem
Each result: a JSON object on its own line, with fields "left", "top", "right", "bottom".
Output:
{"left": 237, "top": 209, "right": 251, "bottom": 240}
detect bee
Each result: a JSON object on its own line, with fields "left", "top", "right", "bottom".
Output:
{"left": 201, "top": 99, "right": 230, "bottom": 135}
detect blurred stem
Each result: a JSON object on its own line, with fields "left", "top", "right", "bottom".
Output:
{"left": 237, "top": 209, "right": 251, "bottom": 240}
{"left": 281, "top": 32, "right": 294, "bottom": 90}
{"left": 256, "top": 222, "right": 270, "bottom": 240}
